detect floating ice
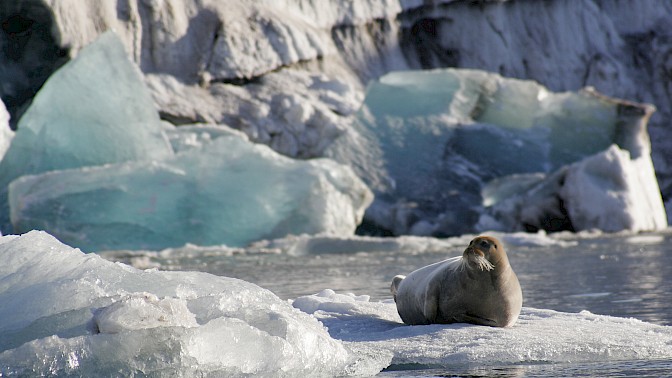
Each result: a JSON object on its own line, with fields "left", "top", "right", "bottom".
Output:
{"left": 250, "top": 233, "right": 466, "bottom": 256}
{"left": 328, "top": 68, "right": 667, "bottom": 236}
{"left": 9, "top": 134, "right": 373, "bottom": 251}
{"left": 98, "top": 231, "right": 576, "bottom": 272}
{"left": 249, "top": 230, "right": 575, "bottom": 256}
{"left": 293, "top": 289, "right": 672, "bottom": 368}
{"left": 0, "top": 231, "right": 389, "bottom": 376}
{"left": 3, "top": 231, "right": 670, "bottom": 375}
{"left": 1, "top": 31, "right": 372, "bottom": 251}
{"left": 0, "top": 31, "right": 173, "bottom": 232}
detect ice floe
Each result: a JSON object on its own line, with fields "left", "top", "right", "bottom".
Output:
{"left": 1, "top": 231, "right": 671, "bottom": 376}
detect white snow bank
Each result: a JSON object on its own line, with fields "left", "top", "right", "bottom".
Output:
{"left": 293, "top": 289, "right": 672, "bottom": 368}
{"left": 0, "top": 231, "right": 389, "bottom": 376}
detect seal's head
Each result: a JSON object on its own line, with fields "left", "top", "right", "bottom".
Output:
{"left": 462, "top": 236, "right": 506, "bottom": 272}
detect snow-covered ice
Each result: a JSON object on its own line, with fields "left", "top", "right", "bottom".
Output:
{"left": 488, "top": 145, "right": 667, "bottom": 234}
{"left": 0, "top": 231, "right": 388, "bottom": 376}
{"left": 293, "top": 289, "right": 672, "bottom": 368}
{"left": 0, "top": 31, "right": 173, "bottom": 232}
{"left": 2, "top": 230, "right": 672, "bottom": 376}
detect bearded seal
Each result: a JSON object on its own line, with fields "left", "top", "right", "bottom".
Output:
{"left": 391, "top": 236, "right": 522, "bottom": 327}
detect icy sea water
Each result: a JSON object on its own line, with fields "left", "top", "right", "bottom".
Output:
{"left": 106, "top": 232, "right": 672, "bottom": 377}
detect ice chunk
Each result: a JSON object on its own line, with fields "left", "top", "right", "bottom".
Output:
{"left": 9, "top": 135, "right": 373, "bottom": 251}
{"left": 485, "top": 145, "right": 667, "bottom": 233}
{"left": 561, "top": 145, "right": 666, "bottom": 232}
{"left": 0, "top": 31, "right": 172, "bottom": 232}
{"left": 0, "top": 231, "right": 389, "bottom": 376}
{"left": 327, "top": 68, "right": 665, "bottom": 235}
{"left": 293, "top": 290, "right": 672, "bottom": 368}
{"left": 92, "top": 293, "right": 198, "bottom": 334}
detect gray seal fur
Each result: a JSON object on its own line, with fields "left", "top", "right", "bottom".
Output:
{"left": 391, "top": 236, "right": 522, "bottom": 327}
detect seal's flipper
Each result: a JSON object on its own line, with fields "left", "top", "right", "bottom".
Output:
{"left": 462, "top": 313, "right": 498, "bottom": 327}
{"left": 390, "top": 275, "right": 405, "bottom": 301}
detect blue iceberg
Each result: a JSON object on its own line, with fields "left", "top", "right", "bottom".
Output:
{"left": 328, "top": 69, "right": 667, "bottom": 236}
{"left": 9, "top": 133, "right": 372, "bottom": 251}
{"left": 0, "top": 31, "right": 173, "bottom": 231}
{"left": 1, "top": 32, "right": 372, "bottom": 251}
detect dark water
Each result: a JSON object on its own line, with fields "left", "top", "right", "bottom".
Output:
{"left": 124, "top": 232, "right": 672, "bottom": 376}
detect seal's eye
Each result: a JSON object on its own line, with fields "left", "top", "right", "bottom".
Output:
{"left": 479, "top": 240, "right": 489, "bottom": 248}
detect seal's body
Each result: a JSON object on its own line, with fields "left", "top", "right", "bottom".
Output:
{"left": 391, "top": 236, "right": 522, "bottom": 327}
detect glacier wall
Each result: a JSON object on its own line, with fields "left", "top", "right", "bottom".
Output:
{"left": 0, "top": 0, "right": 670, "bottom": 237}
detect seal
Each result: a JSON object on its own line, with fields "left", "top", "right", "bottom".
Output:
{"left": 390, "top": 236, "right": 522, "bottom": 327}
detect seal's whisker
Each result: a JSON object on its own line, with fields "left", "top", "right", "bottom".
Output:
{"left": 447, "top": 256, "right": 466, "bottom": 272}
{"left": 475, "top": 255, "right": 495, "bottom": 271}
